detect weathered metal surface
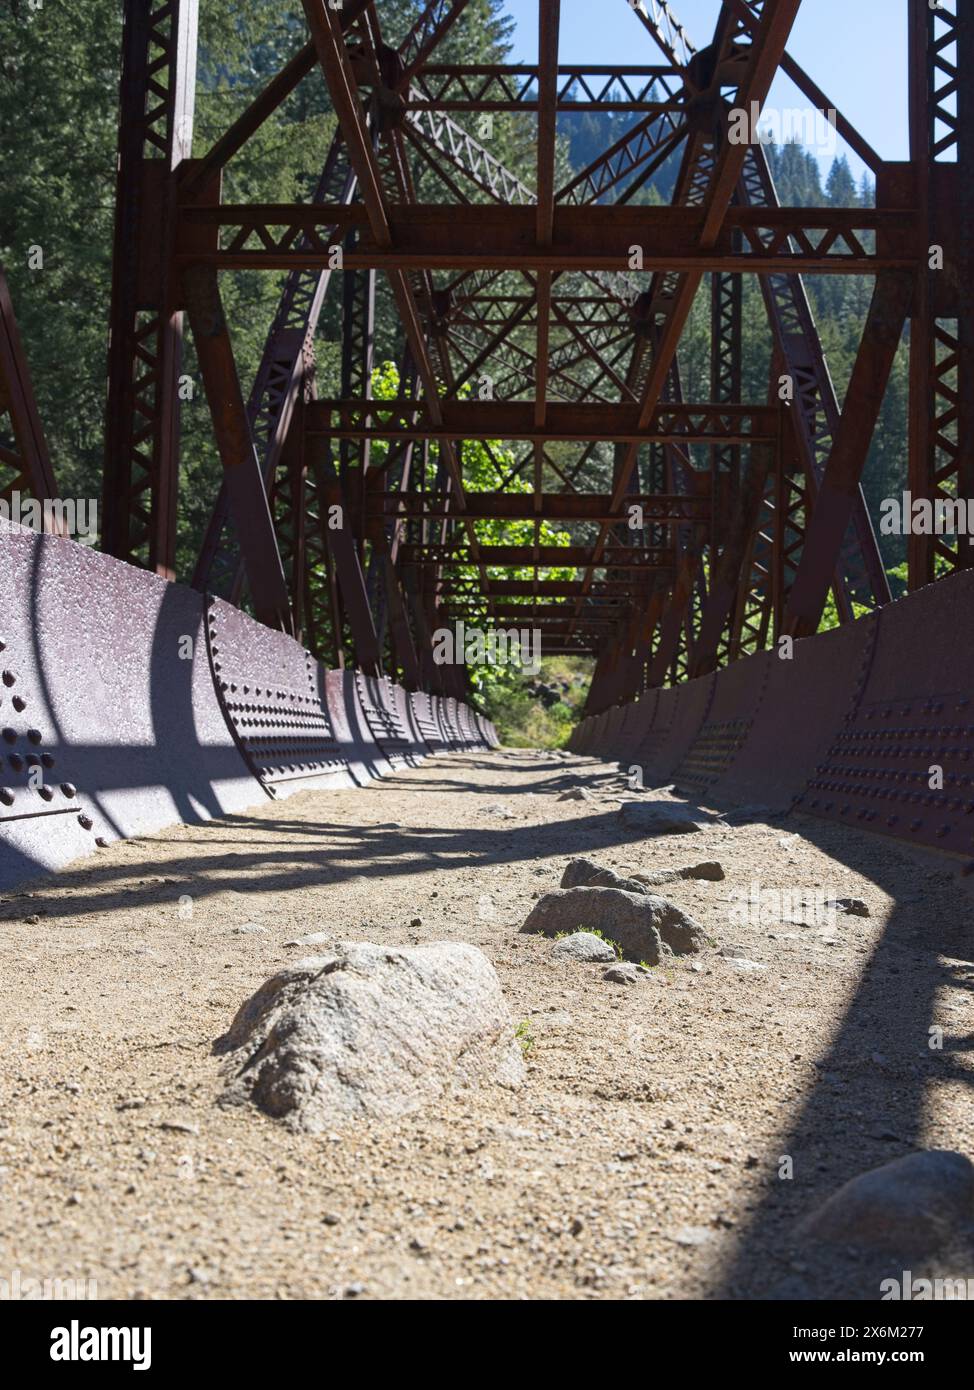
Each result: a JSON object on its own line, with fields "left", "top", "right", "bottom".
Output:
{"left": 455, "top": 701, "right": 482, "bottom": 749}
{"left": 0, "top": 525, "right": 261, "bottom": 888}
{"left": 796, "top": 570, "right": 974, "bottom": 855}
{"left": 471, "top": 711, "right": 493, "bottom": 748}
{"left": 566, "top": 717, "right": 582, "bottom": 754}
{"left": 0, "top": 527, "right": 497, "bottom": 888}
{"left": 725, "top": 614, "right": 877, "bottom": 813}
{"left": 438, "top": 697, "right": 465, "bottom": 749}
{"left": 410, "top": 690, "right": 449, "bottom": 754}
{"left": 450, "top": 698, "right": 479, "bottom": 750}
{"left": 605, "top": 700, "right": 653, "bottom": 763}
{"left": 594, "top": 710, "right": 615, "bottom": 756}
{"left": 353, "top": 671, "right": 426, "bottom": 768}
{"left": 613, "top": 702, "right": 647, "bottom": 763}
{"left": 609, "top": 691, "right": 660, "bottom": 772}
{"left": 206, "top": 596, "right": 359, "bottom": 796}
{"left": 675, "top": 652, "right": 772, "bottom": 800}
{"left": 321, "top": 668, "right": 381, "bottom": 787}
{"left": 627, "top": 674, "right": 716, "bottom": 788}
{"left": 595, "top": 609, "right": 876, "bottom": 815}
{"left": 596, "top": 703, "right": 629, "bottom": 762}
{"left": 583, "top": 711, "right": 610, "bottom": 758}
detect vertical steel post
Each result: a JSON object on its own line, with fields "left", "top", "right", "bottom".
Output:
{"left": 103, "top": 0, "right": 198, "bottom": 577}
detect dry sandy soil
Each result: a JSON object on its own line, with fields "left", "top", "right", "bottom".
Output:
{"left": 2, "top": 747, "right": 973, "bottom": 1301}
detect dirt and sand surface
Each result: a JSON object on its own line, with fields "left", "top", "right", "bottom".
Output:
{"left": 1, "top": 746, "right": 973, "bottom": 1301}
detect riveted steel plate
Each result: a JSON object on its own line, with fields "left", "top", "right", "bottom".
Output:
{"left": 354, "top": 671, "right": 426, "bottom": 768}
{"left": 0, "top": 526, "right": 263, "bottom": 888}
{"left": 206, "top": 596, "right": 358, "bottom": 797}
{"left": 439, "top": 697, "right": 465, "bottom": 748}
{"left": 472, "top": 711, "right": 496, "bottom": 748}
{"left": 676, "top": 652, "right": 772, "bottom": 799}
{"left": 586, "top": 711, "right": 608, "bottom": 756}
{"left": 0, "top": 585, "right": 97, "bottom": 880}
{"left": 796, "top": 571, "right": 974, "bottom": 855}
{"left": 631, "top": 673, "right": 716, "bottom": 787}
{"left": 458, "top": 702, "right": 489, "bottom": 749}
{"left": 567, "top": 715, "right": 589, "bottom": 753}
{"left": 410, "top": 691, "right": 449, "bottom": 753}
{"left": 631, "top": 686, "right": 678, "bottom": 776}
{"left": 614, "top": 691, "right": 660, "bottom": 772}
{"left": 596, "top": 703, "right": 628, "bottom": 761}
{"left": 712, "top": 614, "right": 876, "bottom": 812}
{"left": 452, "top": 698, "right": 477, "bottom": 748}
{"left": 580, "top": 713, "right": 603, "bottom": 755}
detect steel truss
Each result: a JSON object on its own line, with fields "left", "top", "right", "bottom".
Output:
{"left": 90, "top": 0, "right": 967, "bottom": 709}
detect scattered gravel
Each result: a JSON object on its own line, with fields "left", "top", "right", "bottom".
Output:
{"left": 1, "top": 747, "right": 971, "bottom": 1301}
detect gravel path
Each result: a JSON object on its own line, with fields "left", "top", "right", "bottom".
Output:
{"left": 2, "top": 748, "right": 972, "bottom": 1300}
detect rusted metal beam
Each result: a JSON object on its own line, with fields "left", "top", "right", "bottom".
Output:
{"left": 181, "top": 44, "right": 319, "bottom": 202}
{"left": 573, "top": 0, "right": 804, "bottom": 641}
{"left": 401, "top": 544, "right": 675, "bottom": 569}
{"left": 177, "top": 204, "right": 917, "bottom": 274}
{"left": 305, "top": 437, "right": 382, "bottom": 675}
{"left": 365, "top": 492, "right": 710, "bottom": 523}
{"left": 180, "top": 265, "right": 292, "bottom": 632}
{"left": 0, "top": 268, "right": 60, "bottom": 514}
{"left": 307, "top": 399, "right": 779, "bottom": 443}
{"left": 784, "top": 272, "right": 915, "bottom": 638}
{"left": 690, "top": 443, "right": 773, "bottom": 678}
{"left": 452, "top": 580, "right": 643, "bottom": 598}
{"left": 103, "top": 0, "right": 198, "bottom": 577}
{"left": 406, "top": 65, "right": 686, "bottom": 112}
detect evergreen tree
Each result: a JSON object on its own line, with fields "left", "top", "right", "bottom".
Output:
{"left": 825, "top": 154, "right": 859, "bottom": 207}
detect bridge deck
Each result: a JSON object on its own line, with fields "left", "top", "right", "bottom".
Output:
{"left": 3, "top": 747, "right": 971, "bottom": 1300}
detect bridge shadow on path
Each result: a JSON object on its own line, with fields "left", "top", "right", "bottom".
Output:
{"left": 0, "top": 754, "right": 637, "bottom": 926}
{"left": 705, "top": 810, "right": 974, "bottom": 1300}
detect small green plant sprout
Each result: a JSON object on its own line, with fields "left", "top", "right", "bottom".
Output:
{"left": 515, "top": 1019, "right": 536, "bottom": 1056}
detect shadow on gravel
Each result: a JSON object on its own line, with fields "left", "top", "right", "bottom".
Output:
{"left": 14, "top": 744, "right": 974, "bottom": 1303}
{"left": 0, "top": 753, "right": 644, "bottom": 926}
{"left": 708, "top": 811, "right": 974, "bottom": 1301}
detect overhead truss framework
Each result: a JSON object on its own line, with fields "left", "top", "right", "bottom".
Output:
{"left": 96, "top": 0, "right": 969, "bottom": 706}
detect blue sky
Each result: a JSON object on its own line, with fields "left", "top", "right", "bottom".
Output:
{"left": 498, "top": 0, "right": 909, "bottom": 181}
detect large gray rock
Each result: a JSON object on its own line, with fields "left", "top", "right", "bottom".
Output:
{"left": 521, "top": 886, "right": 705, "bottom": 963}
{"left": 217, "top": 942, "right": 525, "bottom": 1133}
{"left": 796, "top": 1151, "right": 974, "bottom": 1254}
{"left": 560, "top": 857, "right": 647, "bottom": 895}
